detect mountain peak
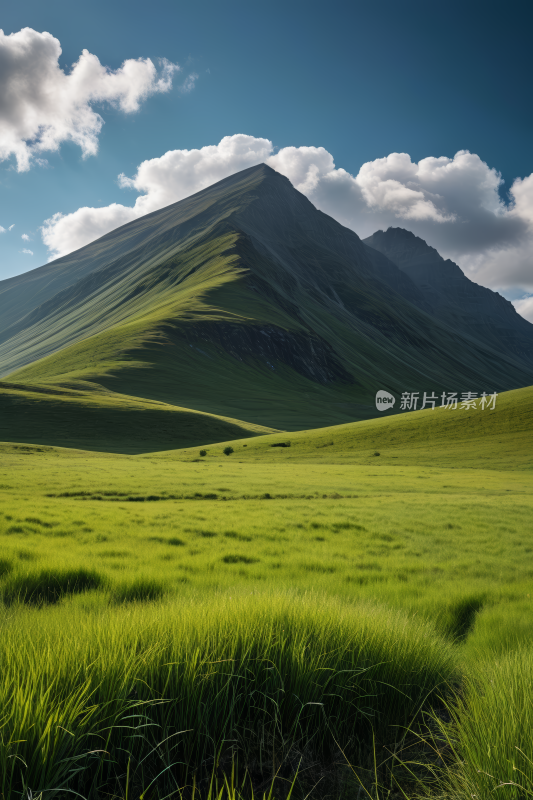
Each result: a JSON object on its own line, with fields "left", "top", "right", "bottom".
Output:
{"left": 193, "top": 162, "right": 292, "bottom": 197}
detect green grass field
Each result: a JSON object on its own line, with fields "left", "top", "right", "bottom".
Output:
{"left": 1, "top": 385, "right": 533, "bottom": 799}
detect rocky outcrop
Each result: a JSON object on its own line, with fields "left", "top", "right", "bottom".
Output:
{"left": 177, "top": 321, "right": 355, "bottom": 385}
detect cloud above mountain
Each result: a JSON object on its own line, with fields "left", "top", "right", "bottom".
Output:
{"left": 0, "top": 28, "right": 182, "bottom": 171}
{"left": 41, "top": 134, "right": 533, "bottom": 301}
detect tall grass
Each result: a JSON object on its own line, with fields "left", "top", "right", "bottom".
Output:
{"left": 0, "top": 591, "right": 456, "bottom": 798}
{"left": 433, "top": 647, "right": 533, "bottom": 800}
{"left": 1, "top": 566, "right": 102, "bottom": 605}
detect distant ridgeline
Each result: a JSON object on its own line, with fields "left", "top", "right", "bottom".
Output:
{"left": 1, "top": 164, "right": 532, "bottom": 450}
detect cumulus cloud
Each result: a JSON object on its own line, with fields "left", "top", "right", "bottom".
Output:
{"left": 356, "top": 154, "right": 456, "bottom": 222}
{"left": 21, "top": 233, "right": 29, "bottom": 240}
{"left": 0, "top": 27, "right": 181, "bottom": 171}
{"left": 21, "top": 248, "right": 33, "bottom": 255}
{"left": 0, "top": 226, "right": 5, "bottom": 233}
{"left": 40, "top": 135, "right": 533, "bottom": 313}
{"left": 42, "top": 204, "right": 139, "bottom": 261}
{"left": 117, "top": 133, "right": 273, "bottom": 211}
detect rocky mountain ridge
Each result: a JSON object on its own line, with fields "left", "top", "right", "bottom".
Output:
{"left": 363, "top": 227, "right": 533, "bottom": 366}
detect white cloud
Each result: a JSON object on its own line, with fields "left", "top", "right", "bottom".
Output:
{"left": 21, "top": 233, "right": 30, "bottom": 240}
{"left": 0, "top": 226, "right": 5, "bottom": 233}
{"left": 355, "top": 153, "right": 456, "bottom": 222}
{"left": 40, "top": 135, "right": 533, "bottom": 306}
{"left": 8, "top": 224, "right": 14, "bottom": 230}
{"left": 21, "top": 248, "right": 33, "bottom": 255}
{"left": 42, "top": 204, "right": 138, "bottom": 261}
{"left": 0, "top": 28, "right": 181, "bottom": 171}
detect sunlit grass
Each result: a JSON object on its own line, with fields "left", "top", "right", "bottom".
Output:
{"left": 1, "top": 455, "right": 532, "bottom": 636}
{"left": 1, "top": 437, "right": 533, "bottom": 797}
{"left": 0, "top": 592, "right": 457, "bottom": 797}
{"left": 433, "top": 647, "right": 533, "bottom": 800}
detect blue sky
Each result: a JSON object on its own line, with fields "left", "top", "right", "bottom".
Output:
{"left": 1, "top": 0, "right": 532, "bottom": 317}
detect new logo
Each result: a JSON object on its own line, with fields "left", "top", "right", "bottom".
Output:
{"left": 375, "top": 390, "right": 396, "bottom": 411}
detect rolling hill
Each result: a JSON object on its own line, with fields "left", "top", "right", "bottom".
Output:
{"left": 156, "top": 383, "right": 533, "bottom": 472}
{"left": 1, "top": 164, "right": 532, "bottom": 452}
{"left": 0, "top": 379, "right": 277, "bottom": 454}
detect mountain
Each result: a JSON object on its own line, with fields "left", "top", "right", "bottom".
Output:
{"left": 363, "top": 227, "right": 533, "bottom": 367}
{"left": 1, "top": 164, "right": 532, "bottom": 452}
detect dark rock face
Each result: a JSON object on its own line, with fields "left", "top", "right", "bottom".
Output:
{"left": 180, "top": 321, "right": 356, "bottom": 385}
{"left": 363, "top": 227, "right": 533, "bottom": 367}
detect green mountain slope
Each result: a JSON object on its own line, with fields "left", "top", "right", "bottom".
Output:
{"left": 1, "top": 164, "right": 532, "bottom": 450}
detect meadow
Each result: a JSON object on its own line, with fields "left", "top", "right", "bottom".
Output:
{"left": 1, "top": 387, "right": 533, "bottom": 799}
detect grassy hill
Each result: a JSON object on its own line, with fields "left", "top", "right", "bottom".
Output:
{"left": 0, "top": 379, "right": 276, "bottom": 454}
{"left": 156, "top": 383, "right": 533, "bottom": 471}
